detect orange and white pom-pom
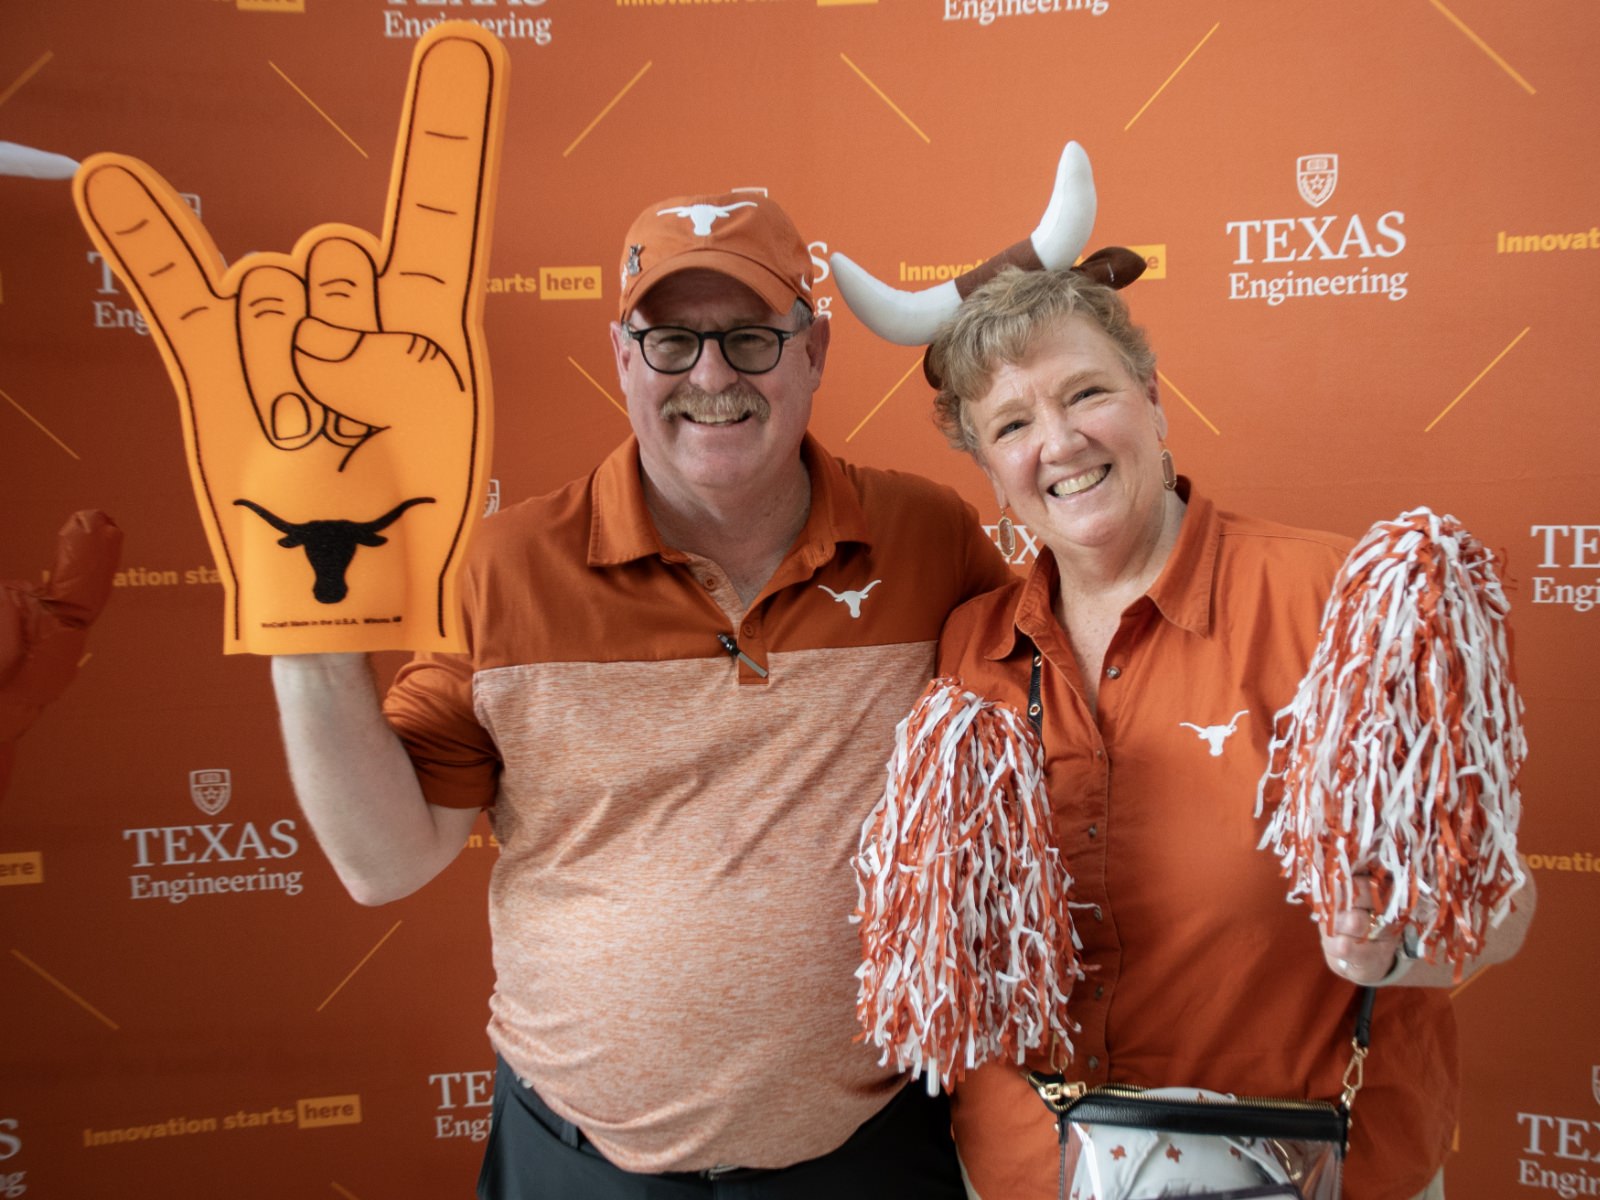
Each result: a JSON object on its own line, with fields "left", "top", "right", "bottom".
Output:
{"left": 852, "top": 677, "right": 1081, "bottom": 1094}
{"left": 1256, "top": 508, "right": 1527, "bottom": 978}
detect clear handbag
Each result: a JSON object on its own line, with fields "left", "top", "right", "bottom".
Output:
{"left": 1023, "top": 990, "right": 1373, "bottom": 1200}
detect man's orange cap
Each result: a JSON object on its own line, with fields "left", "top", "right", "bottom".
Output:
{"left": 618, "top": 192, "right": 814, "bottom": 320}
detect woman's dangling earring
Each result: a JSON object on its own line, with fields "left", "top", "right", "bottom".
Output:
{"left": 996, "top": 510, "right": 1018, "bottom": 560}
{"left": 1159, "top": 447, "right": 1177, "bottom": 491}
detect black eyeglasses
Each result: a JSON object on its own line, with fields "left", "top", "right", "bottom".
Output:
{"left": 625, "top": 324, "right": 806, "bottom": 375}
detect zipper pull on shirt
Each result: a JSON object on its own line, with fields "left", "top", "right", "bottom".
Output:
{"left": 716, "top": 633, "right": 769, "bottom": 679}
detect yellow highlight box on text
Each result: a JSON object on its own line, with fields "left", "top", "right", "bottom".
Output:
{"left": 237, "top": 0, "right": 306, "bottom": 12}
{"left": 1129, "top": 244, "right": 1167, "bottom": 280}
{"left": 296, "top": 1094, "right": 362, "bottom": 1129}
{"left": 540, "top": 266, "right": 603, "bottom": 301}
{"left": 0, "top": 852, "right": 43, "bottom": 886}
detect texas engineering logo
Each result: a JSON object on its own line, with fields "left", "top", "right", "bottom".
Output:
{"left": 1513, "top": 1066, "right": 1600, "bottom": 1196}
{"left": 943, "top": 0, "right": 1110, "bottom": 25}
{"left": 380, "top": 0, "right": 552, "bottom": 44}
{"left": 1225, "top": 154, "right": 1408, "bottom": 307}
{"left": 1529, "top": 524, "right": 1600, "bottom": 613}
{"left": 122, "top": 769, "right": 304, "bottom": 904}
{"left": 0, "top": 1117, "right": 23, "bottom": 1199}
{"left": 429, "top": 1069, "right": 493, "bottom": 1143}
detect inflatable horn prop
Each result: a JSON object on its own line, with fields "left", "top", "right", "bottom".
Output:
{"left": 0, "top": 141, "right": 79, "bottom": 180}
{"left": 829, "top": 140, "right": 1146, "bottom": 381}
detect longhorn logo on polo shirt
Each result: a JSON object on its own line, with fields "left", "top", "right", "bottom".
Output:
{"left": 818, "top": 580, "right": 880, "bottom": 618}
{"left": 657, "top": 201, "right": 757, "bottom": 236}
{"left": 1179, "top": 710, "right": 1249, "bottom": 757}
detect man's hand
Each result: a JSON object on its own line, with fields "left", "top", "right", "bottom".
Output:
{"left": 72, "top": 24, "right": 508, "bottom": 655}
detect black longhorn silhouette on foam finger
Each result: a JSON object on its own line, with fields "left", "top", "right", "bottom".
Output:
{"left": 233, "top": 497, "right": 437, "bottom": 604}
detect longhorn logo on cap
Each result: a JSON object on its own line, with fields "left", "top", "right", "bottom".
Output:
{"left": 657, "top": 201, "right": 757, "bottom": 236}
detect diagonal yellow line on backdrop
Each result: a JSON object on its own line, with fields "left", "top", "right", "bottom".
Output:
{"left": 0, "top": 50, "right": 52, "bottom": 110}
{"left": 568, "top": 357, "right": 628, "bottom": 418}
{"left": 565, "top": 61, "right": 653, "bottom": 158}
{"left": 10, "top": 949, "right": 120, "bottom": 1030}
{"left": 2, "top": 387, "right": 82, "bottom": 460}
{"left": 316, "top": 920, "right": 402, "bottom": 1012}
{"left": 847, "top": 354, "right": 927, "bottom": 443}
{"left": 1424, "top": 326, "right": 1529, "bottom": 432}
{"left": 270, "top": 61, "right": 370, "bottom": 159}
{"left": 1125, "top": 23, "right": 1220, "bottom": 132}
{"left": 839, "top": 54, "right": 931, "bottom": 145}
{"left": 1156, "top": 369, "right": 1220, "bottom": 436}
{"left": 1428, "top": 0, "right": 1536, "bottom": 95}
{"left": 330, "top": 1184, "right": 363, "bottom": 1200}
{"left": 1449, "top": 961, "right": 1494, "bottom": 1000}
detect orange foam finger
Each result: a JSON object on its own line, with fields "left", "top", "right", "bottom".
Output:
{"left": 68, "top": 23, "right": 509, "bottom": 656}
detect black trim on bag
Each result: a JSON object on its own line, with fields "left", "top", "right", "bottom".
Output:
{"left": 1058, "top": 1088, "right": 1348, "bottom": 1148}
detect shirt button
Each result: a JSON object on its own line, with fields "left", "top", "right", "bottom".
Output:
{"left": 1092, "top": 906, "right": 1103, "bottom": 922}
{"left": 1087, "top": 824, "right": 1097, "bottom": 839}
{"left": 1094, "top": 749, "right": 1105, "bottom": 760}
{"left": 741, "top": 623, "right": 755, "bottom": 636}
{"left": 1104, "top": 665, "right": 1122, "bottom": 679}
{"left": 1087, "top": 1056, "right": 1101, "bottom": 1070}
{"left": 701, "top": 576, "right": 716, "bottom": 589}
{"left": 1094, "top": 985, "right": 1105, "bottom": 1000}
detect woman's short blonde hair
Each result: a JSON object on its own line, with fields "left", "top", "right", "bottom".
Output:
{"left": 927, "top": 267, "right": 1156, "bottom": 453}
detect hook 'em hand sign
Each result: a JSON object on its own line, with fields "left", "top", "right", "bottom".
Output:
{"left": 71, "top": 23, "right": 508, "bottom": 655}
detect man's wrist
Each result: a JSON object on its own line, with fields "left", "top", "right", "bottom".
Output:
{"left": 272, "top": 651, "right": 371, "bottom": 671}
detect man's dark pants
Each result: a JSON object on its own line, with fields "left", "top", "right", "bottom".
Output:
{"left": 478, "top": 1058, "right": 967, "bottom": 1199}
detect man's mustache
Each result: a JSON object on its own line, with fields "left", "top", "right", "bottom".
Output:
{"left": 661, "top": 382, "right": 771, "bottom": 424}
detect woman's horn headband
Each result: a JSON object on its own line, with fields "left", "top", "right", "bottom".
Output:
{"left": 828, "top": 140, "right": 1146, "bottom": 383}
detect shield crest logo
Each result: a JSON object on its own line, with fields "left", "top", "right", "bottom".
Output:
{"left": 1296, "top": 154, "right": 1338, "bottom": 208}
{"left": 189, "top": 768, "right": 232, "bottom": 816}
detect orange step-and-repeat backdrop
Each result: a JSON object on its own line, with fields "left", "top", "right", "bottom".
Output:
{"left": 2, "top": 2, "right": 1597, "bottom": 1197}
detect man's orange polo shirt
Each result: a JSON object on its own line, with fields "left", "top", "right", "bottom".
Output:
{"left": 383, "top": 435, "right": 1011, "bottom": 1174}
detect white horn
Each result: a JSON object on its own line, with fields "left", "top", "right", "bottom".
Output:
{"left": 828, "top": 256, "right": 960, "bottom": 347}
{"left": 0, "top": 141, "right": 79, "bottom": 180}
{"left": 829, "top": 140, "right": 1098, "bottom": 347}
{"left": 1030, "top": 140, "right": 1097, "bottom": 269}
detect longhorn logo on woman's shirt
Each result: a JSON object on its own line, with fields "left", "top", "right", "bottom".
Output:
{"left": 1179, "top": 711, "right": 1249, "bottom": 757}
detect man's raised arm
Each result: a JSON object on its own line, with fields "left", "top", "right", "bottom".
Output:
{"left": 273, "top": 653, "right": 479, "bottom": 905}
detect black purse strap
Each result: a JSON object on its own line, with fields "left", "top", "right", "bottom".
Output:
{"left": 1027, "top": 645, "right": 1043, "bottom": 736}
{"left": 1022, "top": 643, "right": 1378, "bottom": 1110}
